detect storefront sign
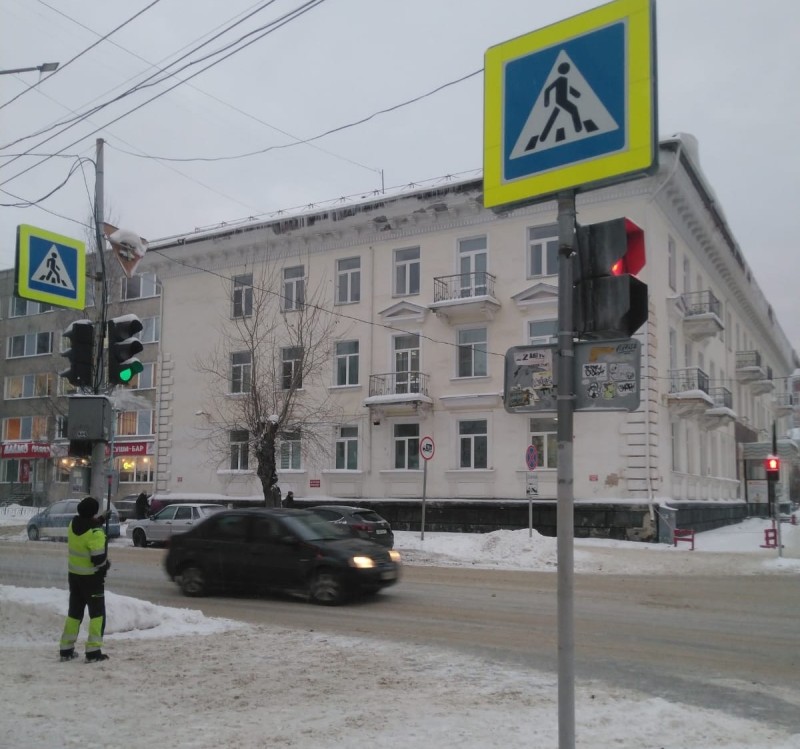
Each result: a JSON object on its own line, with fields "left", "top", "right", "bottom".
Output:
{"left": 0, "top": 441, "right": 52, "bottom": 459}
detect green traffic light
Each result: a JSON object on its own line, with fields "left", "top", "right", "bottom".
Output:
{"left": 119, "top": 360, "right": 144, "bottom": 383}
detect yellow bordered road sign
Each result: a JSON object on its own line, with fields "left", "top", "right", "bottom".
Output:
{"left": 15, "top": 224, "right": 86, "bottom": 310}
{"left": 484, "top": 0, "right": 657, "bottom": 209}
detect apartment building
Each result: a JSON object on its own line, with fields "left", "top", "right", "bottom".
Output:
{"left": 2, "top": 134, "right": 798, "bottom": 510}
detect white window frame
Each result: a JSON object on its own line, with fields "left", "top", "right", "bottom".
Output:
{"left": 456, "top": 327, "right": 488, "bottom": 378}
{"left": 127, "top": 362, "right": 156, "bottom": 391}
{"left": 7, "top": 331, "right": 54, "bottom": 358}
{"left": 283, "top": 265, "right": 305, "bottom": 312}
{"left": 457, "top": 235, "right": 488, "bottom": 297}
{"left": 528, "top": 320, "right": 557, "bottom": 345}
{"left": 230, "top": 351, "right": 252, "bottom": 394}
{"left": 393, "top": 334, "right": 421, "bottom": 394}
{"left": 529, "top": 416, "right": 558, "bottom": 469}
{"left": 393, "top": 423, "right": 420, "bottom": 470}
{"left": 667, "top": 236, "right": 677, "bottom": 292}
{"left": 282, "top": 347, "right": 303, "bottom": 390}
{"left": 232, "top": 274, "right": 253, "bottom": 318}
{"left": 115, "top": 455, "right": 155, "bottom": 483}
{"left": 335, "top": 425, "right": 359, "bottom": 470}
{"left": 4, "top": 372, "right": 55, "bottom": 399}
{"left": 2, "top": 415, "right": 48, "bottom": 441}
{"left": 122, "top": 272, "right": 159, "bottom": 301}
{"left": 334, "top": 340, "right": 359, "bottom": 387}
{"left": 527, "top": 224, "right": 559, "bottom": 278}
{"left": 280, "top": 432, "right": 302, "bottom": 470}
{"left": 116, "top": 410, "right": 154, "bottom": 437}
{"left": 393, "top": 247, "right": 420, "bottom": 296}
{"left": 229, "top": 430, "right": 249, "bottom": 471}
{"left": 137, "top": 317, "right": 160, "bottom": 344}
{"left": 9, "top": 298, "right": 52, "bottom": 317}
{"left": 458, "top": 419, "right": 488, "bottom": 469}
{"left": 336, "top": 257, "right": 361, "bottom": 305}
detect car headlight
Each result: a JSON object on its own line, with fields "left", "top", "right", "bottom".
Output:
{"left": 388, "top": 549, "right": 401, "bottom": 563}
{"left": 349, "top": 555, "right": 376, "bottom": 569}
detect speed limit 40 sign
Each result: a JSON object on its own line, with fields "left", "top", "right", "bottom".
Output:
{"left": 419, "top": 435, "right": 435, "bottom": 461}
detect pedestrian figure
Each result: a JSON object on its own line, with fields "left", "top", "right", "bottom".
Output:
{"left": 59, "top": 496, "right": 111, "bottom": 663}
{"left": 41, "top": 251, "right": 66, "bottom": 286}
{"left": 283, "top": 491, "right": 295, "bottom": 508}
{"left": 540, "top": 62, "right": 584, "bottom": 143}
{"left": 135, "top": 492, "right": 150, "bottom": 520}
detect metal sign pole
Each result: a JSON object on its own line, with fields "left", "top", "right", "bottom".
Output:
{"left": 556, "top": 190, "right": 577, "bottom": 749}
{"left": 421, "top": 458, "right": 427, "bottom": 541}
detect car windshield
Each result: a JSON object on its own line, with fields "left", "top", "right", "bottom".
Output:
{"left": 284, "top": 513, "right": 351, "bottom": 541}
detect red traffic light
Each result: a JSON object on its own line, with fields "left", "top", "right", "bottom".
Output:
{"left": 764, "top": 455, "right": 780, "bottom": 474}
{"left": 610, "top": 219, "right": 645, "bottom": 276}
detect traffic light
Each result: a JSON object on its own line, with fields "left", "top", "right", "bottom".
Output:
{"left": 764, "top": 455, "right": 780, "bottom": 481}
{"left": 107, "top": 314, "right": 144, "bottom": 385}
{"left": 60, "top": 320, "right": 95, "bottom": 389}
{"left": 573, "top": 218, "right": 648, "bottom": 340}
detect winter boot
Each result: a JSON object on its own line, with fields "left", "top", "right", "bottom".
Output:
{"left": 59, "top": 650, "right": 78, "bottom": 662}
{"left": 85, "top": 651, "right": 109, "bottom": 663}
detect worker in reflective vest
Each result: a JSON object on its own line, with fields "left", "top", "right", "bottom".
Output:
{"left": 58, "top": 496, "right": 111, "bottom": 663}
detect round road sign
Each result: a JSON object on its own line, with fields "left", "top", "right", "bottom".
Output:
{"left": 525, "top": 444, "right": 539, "bottom": 471}
{"left": 419, "top": 435, "right": 435, "bottom": 461}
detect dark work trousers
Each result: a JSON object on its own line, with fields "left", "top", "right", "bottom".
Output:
{"left": 59, "top": 573, "right": 106, "bottom": 655}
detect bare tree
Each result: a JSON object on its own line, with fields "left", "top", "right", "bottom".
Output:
{"left": 195, "top": 260, "right": 343, "bottom": 506}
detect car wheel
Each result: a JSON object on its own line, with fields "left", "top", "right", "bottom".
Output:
{"left": 309, "top": 569, "right": 346, "bottom": 605}
{"left": 178, "top": 565, "right": 207, "bottom": 597}
{"left": 132, "top": 528, "right": 148, "bottom": 548}
{"left": 27, "top": 526, "right": 39, "bottom": 541}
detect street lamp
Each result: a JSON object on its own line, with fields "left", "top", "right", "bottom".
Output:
{"left": 0, "top": 62, "right": 60, "bottom": 75}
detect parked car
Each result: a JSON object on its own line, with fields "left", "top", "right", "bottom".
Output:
{"left": 113, "top": 494, "right": 141, "bottom": 522}
{"left": 126, "top": 503, "right": 224, "bottom": 547}
{"left": 27, "top": 499, "right": 121, "bottom": 541}
{"left": 164, "top": 508, "right": 401, "bottom": 605}
{"left": 308, "top": 505, "right": 394, "bottom": 548}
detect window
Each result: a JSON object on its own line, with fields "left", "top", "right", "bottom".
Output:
{"left": 394, "top": 334, "right": 420, "bottom": 393}
{"left": 394, "top": 424, "right": 420, "bottom": 469}
{"left": 459, "top": 420, "right": 488, "bottom": 469}
{"left": 56, "top": 416, "right": 68, "bottom": 440}
{"left": 528, "top": 320, "right": 557, "bottom": 344}
{"left": 138, "top": 317, "right": 160, "bottom": 344}
{"left": 335, "top": 426, "right": 358, "bottom": 470}
{"left": 115, "top": 455, "right": 154, "bottom": 483}
{"left": 122, "top": 273, "right": 158, "bottom": 300}
{"left": 116, "top": 410, "right": 154, "bottom": 437}
{"left": 2, "top": 415, "right": 48, "bottom": 441}
{"left": 334, "top": 341, "right": 359, "bottom": 386}
{"left": 1, "top": 460, "right": 21, "bottom": 483}
{"left": 9, "top": 298, "right": 52, "bottom": 317}
{"left": 336, "top": 257, "right": 361, "bottom": 304}
{"left": 230, "top": 430, "right": 249, "bottom": 470}
{"left": 527, "top": 224, "right": 559, "bottom": 277}
{"left": 280, "top": 432, "right": 302, "bottom": 470}
{"left": 283, "top": 265, "right": 305, "bottom": 311}
{"left": 231, "top": 351, "right": 252, "bottom": 394}
{"left": 232, "top": 274, "right": 253, "bottom": 317}
{"left": 529, "top": 417, "right": 557, "bottom": 469}
{"left": 457, "top": 236, "right": 488, "bottom": 297}
{"left": 128, "top": 362, "right": 156, "bottom": 391}
{"left": 7, "top": 332, "right": 53, "bottom": 358}
{"left": 282, "top": 347, "right": 303, "bottom": 390}
{"left": 667, "top": 236, "right": 677, "bottom": 291}
{"left": 5, "top": 373, "right": 55, "bottom": 399}
{"left": 394, "top": 247, "right": 420, "bottom": 296}
{"left": 457, "top": 328, "right": 487, "bottom": 378}
{"left": 683, "top": 256, "right": 691, "bottom": 294}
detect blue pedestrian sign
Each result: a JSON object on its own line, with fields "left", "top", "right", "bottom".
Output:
{"left": 15, "top": 224, "right": 86, "bottom": 310}
{"left": 484, "top": 0, "right": 656, "bottom": 209}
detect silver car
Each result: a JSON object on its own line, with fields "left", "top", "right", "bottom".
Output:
{"left": 27, "top": 499, "right": 121, "bottom": 541}
{"left": 126, "top": 503, "right": 223, "bottom": 547}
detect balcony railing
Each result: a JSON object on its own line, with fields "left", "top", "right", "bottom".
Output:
{"left": 368, "top": 372, "right": 430, "bottom": 398}
{"left": 681, "top": 289, "right": 721, "bottom": 318}
{"left": 775, "top": 392, "right": 795, "bottom": 409}
{"left": 669, "top": 367, "right": 710, "bottom": 394}
{"left": 708, "top": 386, "right": 733, "bottom": 409}
{"left": 433, "top": 272, "right": 496, "bottom": 303}
{"left": 736, "top": 350, "right": 762, "bottom": 369}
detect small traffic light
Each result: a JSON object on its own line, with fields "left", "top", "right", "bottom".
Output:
{"left": 60, "top": 320, "right": 95, "bottom": 389}
{"left": 574, "top": 218, "right": 648, "bottom": 340}
{"left": 764, "top": 455, "right": 780, "bottom": 481}
{"left": 107, "top": 314, "right": 144, "bottom": 386}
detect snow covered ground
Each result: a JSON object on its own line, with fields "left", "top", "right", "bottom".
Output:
{"left": 1, "top": 507, "right": 798, "bottom": 748}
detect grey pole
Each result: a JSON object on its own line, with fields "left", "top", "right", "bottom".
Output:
{"left": 89, "top": 139, "right": 108, "bottom": 502}
{"left": 420, "top": 458, "right": 427, "bottom": 541}
{"left": 556, "top": 190, "right": 577, "bottom": 749}
{"left": 773, "top": 422, "right": 782, "bottom": 558}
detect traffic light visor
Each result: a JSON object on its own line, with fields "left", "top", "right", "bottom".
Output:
{"left": 615, "top": 219, "right": 645, "bottom": 275}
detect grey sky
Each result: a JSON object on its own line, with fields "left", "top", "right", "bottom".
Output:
{"left": 1, "top": 0, "right": 798, "bottom": 349}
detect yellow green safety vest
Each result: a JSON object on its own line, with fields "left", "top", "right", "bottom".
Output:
{"left": 67, "top": 521, "right": 107, "bottom": 575}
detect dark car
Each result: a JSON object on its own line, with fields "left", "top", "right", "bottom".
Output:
{"left": 113, "top": 494, "right": 141, "bottom": 521}
{"left": 164, "top": 508, "right": 401, "bottom": 605}
{"left": 308, "top": 505, "right": 394, "bottom": 548}
{"left": 27, "top": 499, "right": 121, "bottom": 541}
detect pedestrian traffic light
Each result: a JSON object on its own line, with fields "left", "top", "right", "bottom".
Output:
{"left": 60, "top": 320, "right": 95, "bottom": 389}
{"left": 764, "top": 455, "right": 780, "bottom": 481}
{"left": 107, "top": 314, "right": 144, "bottom": 386}
{"left": 573, "top": 218, "right": 648, "bottom": 340}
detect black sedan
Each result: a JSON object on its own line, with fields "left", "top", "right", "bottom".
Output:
{"left": 308, "top": 505, "right": 394, "bottom": 548}
{"left": 164, "top": 508, "right": 401, "bottom": 605}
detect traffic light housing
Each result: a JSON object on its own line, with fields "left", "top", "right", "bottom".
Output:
{"left": 574, "top": 218, "right": 648, "bottom": 340}
{"left": 60, "top": 320, "right": 95, "bottom": 389}
{"left": 764, "top": 454, "right": 780, "bottom": 481}
{"left": 107, "top": 314, "right": 144, "bottom": 386}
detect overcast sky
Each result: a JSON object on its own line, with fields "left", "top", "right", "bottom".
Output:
{"left": 1, "top": 0, "right": 798, "bottom": 349}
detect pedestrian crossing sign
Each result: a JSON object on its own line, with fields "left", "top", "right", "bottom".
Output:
{"left": 15, "top": 224, "right": 86, "bottom": 310}
{"left": 484, "top": 0, "right": 656, "bottom": 209}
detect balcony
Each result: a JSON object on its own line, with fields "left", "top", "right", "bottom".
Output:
{"left": 774, "top": 392, "right": 795, "bottom": 417}
{"left": 702, "top": 386, "right": 736, "bottom": 429}
{"left": 680, "top": 290, "right": 723, "bottom": 342}
{"left": 429, "top": 272, "right": 501, "bottom": 323}
{"left": 751, "top": 365, "right": 775, "bottom": 396}
{"left": 735, "top": 350, "right": 766, "bottom": 383}
{"left": 667, "top": 367, "right": 713, "bottom": 417}
{"left": 364, "top": 372, "right": 433, "bottom": 416}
